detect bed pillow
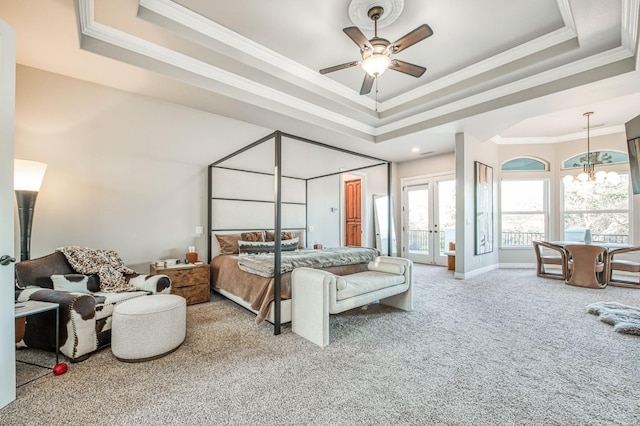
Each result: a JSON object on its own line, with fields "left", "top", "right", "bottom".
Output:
{"left": 241, "top": 231, "right": 265, "bottom": 242}
{"left": 51, "top": 274, "right": 101, "bottom": 293}
{"left": 215, "top": 233, "right": 242, "bottom": 254}
{"left": 238, "top": 238, "right": 299, "bottom": 255}
{"left": 265, "top": 230, "right": 305, "bottom": 249}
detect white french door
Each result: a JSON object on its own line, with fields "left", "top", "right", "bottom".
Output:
{"left": 0, "top": 18, "right": 17, "bottom": 408}
{"left": 401, "top": 174, "right": 456, "bottom": 265}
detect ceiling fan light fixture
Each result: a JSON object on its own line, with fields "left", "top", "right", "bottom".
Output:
{"left": 361, "top": 53, "right": 390, "bottom": 76}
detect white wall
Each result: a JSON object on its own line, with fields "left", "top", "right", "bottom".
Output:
{"left": 307, "top": 175, "right": 341, "bottom": 247}
{"left": 357, "top": 164, "right": 389, "bottom": 248}
{"left": 15, "top": 66, "right": 269, "bottom": 271}
{"left": 456, "top": 133, "right": 499, "bottom": 277}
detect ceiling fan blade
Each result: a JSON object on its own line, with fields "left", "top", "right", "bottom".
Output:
{"left": 389, "top": 60, "right": 426, "bottom": 77}
{"left": 319, "top": 61, "right": 359, "bottom": 75}
{"left": 391, "top": 24, "right": 433, "bottom": 53}
{"left": 343, "top": 27, "right": 373, "bottom": 51}
{"left": 360, "top": 74, "right": 375, "bottom": 95}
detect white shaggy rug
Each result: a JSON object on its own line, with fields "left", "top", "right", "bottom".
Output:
{"left": 587, "top": 302, "right": 640, "bottom": 335}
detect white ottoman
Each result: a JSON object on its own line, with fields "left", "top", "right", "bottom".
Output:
{"left": 111, "top": 294, "right": 186, "bottom": 362}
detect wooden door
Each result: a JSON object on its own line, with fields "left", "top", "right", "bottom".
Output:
{"left": 345, "top": 179, "right": 361, "bottom": 246}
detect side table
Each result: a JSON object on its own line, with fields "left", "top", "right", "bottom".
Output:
{"left": 15, "top": 300, "right": 67, "bottom": 375}
{"left": 150, "top": 263, "right": 210, "bottom": 305}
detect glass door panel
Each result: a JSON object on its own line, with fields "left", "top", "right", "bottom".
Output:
{"left": 402, "top": 174, "right": 455, "bottom": 265}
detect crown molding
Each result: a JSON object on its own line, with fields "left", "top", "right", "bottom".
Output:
{"left": 375, "top": 47, "right": 634, "bottom": 136}
{"left": 380, "top": 26, "right": 578, "bottom": 111}
{"left": 77, "top": 0, "right": 376, "bottom": 134}
{"left": 491, "top": 125, "right": 626, "bottom": 144}
{"left": 138, "top": 0, "right": 376, "bottom": 110}
{"left": 622, "top": 0, "right": 640, "bottom": 53}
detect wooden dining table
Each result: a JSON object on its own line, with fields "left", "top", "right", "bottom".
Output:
{"left": 549, "top": 241, "right": 640, "bottom": 288}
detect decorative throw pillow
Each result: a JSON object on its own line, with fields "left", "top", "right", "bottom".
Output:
{"left": 241, "top": 231, "right": 265, "bottom": 242}
{"left": 51, "top": 274, "right": 101, "bottom": 293}
{"left": 265, "top": 230, "right": 301, "bottom": 246}
{"left": 215, "top": 234, "right": 242, "bottom": 255}
{"left": 238, "top": 238, "right": 299, "bottom": 255}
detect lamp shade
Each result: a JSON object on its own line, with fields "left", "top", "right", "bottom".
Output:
{"left": 14, "top": 159, "right": 47, "bottom": 191}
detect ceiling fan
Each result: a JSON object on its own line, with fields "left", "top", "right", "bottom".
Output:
{"left": 320, "top": 6, "right": 433, "bottom": 95}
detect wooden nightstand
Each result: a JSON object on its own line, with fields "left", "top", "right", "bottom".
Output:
{"left": 150, "top": 263, "right": 210, "bottom": 305}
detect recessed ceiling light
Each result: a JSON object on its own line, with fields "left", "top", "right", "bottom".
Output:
{"left": 411, "top": 147, "right": 420, "bottom": 153}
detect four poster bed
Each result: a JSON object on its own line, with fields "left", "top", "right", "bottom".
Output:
{"left": 207, "top": 131, "right": 392, "bottom": 334}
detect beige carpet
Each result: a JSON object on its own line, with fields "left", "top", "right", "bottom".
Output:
{"left": 3, "top": 265, "right": 640, "bottom": 425}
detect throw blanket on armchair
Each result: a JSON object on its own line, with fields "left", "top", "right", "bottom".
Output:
{"left": 56, "top": 246, "right": 137, "bottom": 292}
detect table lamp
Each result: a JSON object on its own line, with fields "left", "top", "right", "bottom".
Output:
{"left": 14, "top": 159, "right": 47, "bottom": 261}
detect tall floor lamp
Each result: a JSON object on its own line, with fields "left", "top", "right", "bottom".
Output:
{"left": 14, "top": 159, "right": 47, "bottom": 261}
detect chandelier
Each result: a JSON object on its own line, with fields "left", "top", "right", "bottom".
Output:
{"left": 563, "top": 112, "right": 620, "bottom": 185}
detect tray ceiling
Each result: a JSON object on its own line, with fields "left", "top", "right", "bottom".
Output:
{"left": 4, "top": 0, "right": 640, "bottom": 161}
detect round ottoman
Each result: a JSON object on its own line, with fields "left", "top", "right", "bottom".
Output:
{"left": 111, "top": 294, "right": 186, "bottom": 362}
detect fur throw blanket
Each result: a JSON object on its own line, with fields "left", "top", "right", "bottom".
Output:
{"left": 586, "top": 302, "right": 640, "bottom": 335}
{"left": 56, "top": 246, "right": 137, "bottom": 292}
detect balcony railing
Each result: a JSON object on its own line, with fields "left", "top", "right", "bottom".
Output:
{"left": 407, "top": 230, "right": 448, "bottom": 252}
{"left": 408, "top": 230, "right": 430, "bottom": 251}
{"left": 501, "top": 232, "right": 629, "bottom": 246}
{"left": 502, "top": 232, "right": 544, "bottom": 246}
{"left": 410, "top": 230, "right": 630, "bottom": 250}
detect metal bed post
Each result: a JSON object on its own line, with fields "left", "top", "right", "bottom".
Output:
{"left": 387, "top": 162, "right": 393, "bottom": 257}
{"left": 273, "top": 131, "right": 282, "bottom": 335}
{"left": 207, "top": 164, "right": 213, "bottom": 262}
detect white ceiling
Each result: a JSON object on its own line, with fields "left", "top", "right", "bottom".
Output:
{"left": 2, "top": 0, "right": 640, "bottom": 162}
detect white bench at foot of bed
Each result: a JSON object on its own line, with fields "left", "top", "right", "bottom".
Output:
{"left": 291, "top": 256, "right": 413, "bottom": 347}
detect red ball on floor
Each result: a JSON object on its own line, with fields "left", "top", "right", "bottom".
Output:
{"left": 53, "top": 363, "right": 68, "bottom": 376}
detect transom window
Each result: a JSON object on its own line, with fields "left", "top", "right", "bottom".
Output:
{"left": 563, "top": 150, "right": 628, "bottom": 169}
{"left": 502, "top": 157, "right": 548, "bottom": 171}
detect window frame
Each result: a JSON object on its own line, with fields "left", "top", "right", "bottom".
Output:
{"left": 500, "top": 178, "right": 550, "bottom": 249}
{"left": 560, "top": 173, "right": 632, "bottom": 244}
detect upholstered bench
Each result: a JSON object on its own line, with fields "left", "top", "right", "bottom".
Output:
{"left": 111, "top": 294, "right": 186, "bottom": 362}
{"left": 291, "top": 256, "right": 413, "bottom": 347}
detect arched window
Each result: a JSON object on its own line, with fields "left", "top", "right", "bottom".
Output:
{"left": 501, "top": 157, "right": 548, "bottom": 172}
{"left": 563, "top": 150, "right": 628, "bottom": 169}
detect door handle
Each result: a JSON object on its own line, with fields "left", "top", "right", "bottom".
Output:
{"left": 0, "top": 255, "right": 16, "bottom": 266}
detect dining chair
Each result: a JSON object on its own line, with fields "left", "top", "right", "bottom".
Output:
{"left": 532, "top": 240, "right": 568, "bottom": 280}
{"left": 605, "top": 246, "right": 640, "bottom": 288}
{"left": 565, "top": 244, "right": 606, "bottom": 289}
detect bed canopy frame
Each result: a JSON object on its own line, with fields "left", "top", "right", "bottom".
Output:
{"left": 208, "top": 131, "right": 392, "bottom": 334}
